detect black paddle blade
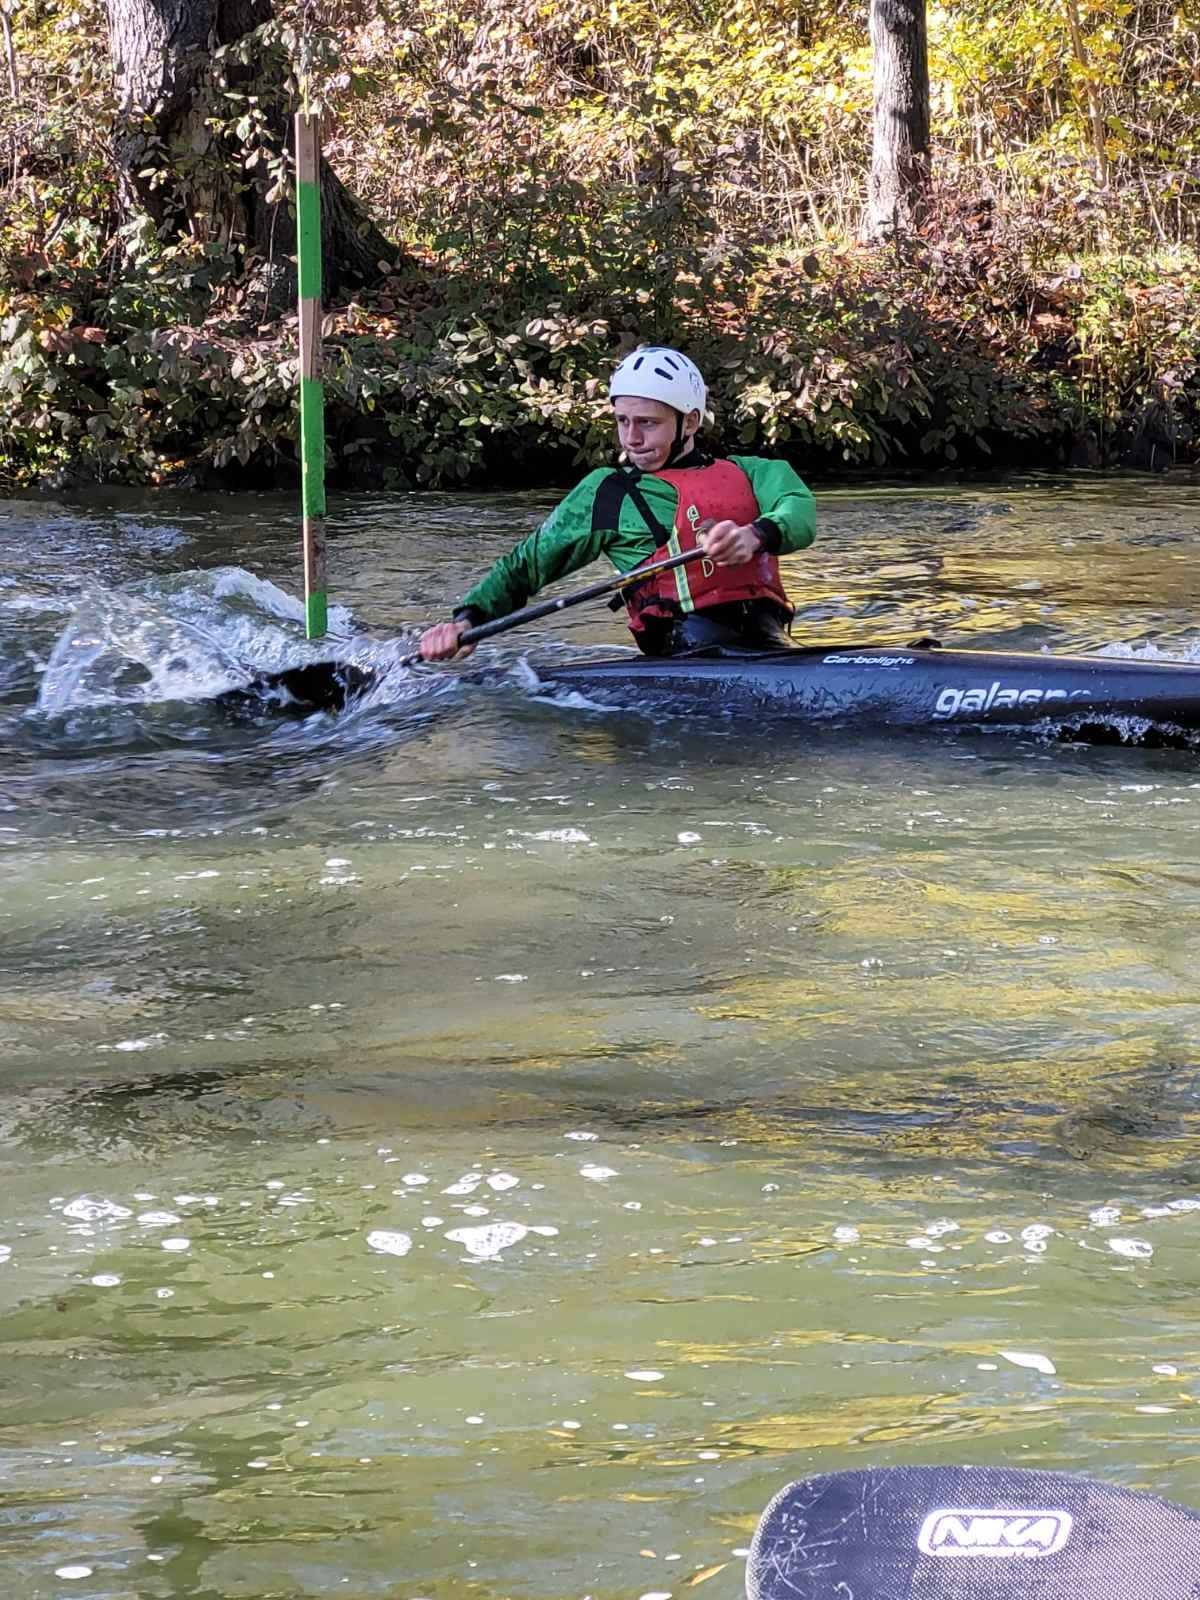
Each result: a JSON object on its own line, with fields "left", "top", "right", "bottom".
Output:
{"left": 747, "top": 1466, "right": 1200, "bottom": 1599}
{"left": 212, "top": 661, "right": 378, "bottom": 719}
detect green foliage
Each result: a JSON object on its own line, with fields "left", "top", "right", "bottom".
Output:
{"left": 5, "top": 236, "right": 1197, "bottom": 490}
{"left": 1, "top": 0, "right": 1199, "bottom": 488}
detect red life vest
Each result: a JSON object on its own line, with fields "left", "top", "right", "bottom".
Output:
{"left": 620, "top": 459, "right": 793, "bottom": 636}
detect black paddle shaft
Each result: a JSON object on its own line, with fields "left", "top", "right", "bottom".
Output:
{"left": 399, "top": 544, "right": 708, "bottom": 666}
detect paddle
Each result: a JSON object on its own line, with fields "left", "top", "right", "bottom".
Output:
{"left": 746, "top": 1465, "right": 1200, "bottom": 1599}
{"left": 216, "top": 545, "right": 709, "bottom": 715}
{"left": 395, "top": 544, "right": 710, "bottom": 666}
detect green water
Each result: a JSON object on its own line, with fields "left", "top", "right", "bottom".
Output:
{"left": 2, "top": 476, "right": 1200, "bottom": 1598}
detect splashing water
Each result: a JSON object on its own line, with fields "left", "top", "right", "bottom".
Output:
{"left": 35, "top": 568, "right": 367, "bottom": 716}
{"left": 36, "top": 584, "right": 250, "bottom": 713}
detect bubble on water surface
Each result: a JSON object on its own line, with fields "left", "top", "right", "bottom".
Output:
{"left": 0, "top": 1245, "right": 10, "bottom": 1264}
{"left": 443, "top": 1175, "right": 483, "bottom": 1196}
{"left": 832, "top": 1226, "right": 860, "bottom": 1243}
{"left": 90, "top": 1274, "right": 121, "bottom": 1287}
{"left": 445, "top": 1223, "right": 528, "bottom": 1257}
{"left": 54, "top": 1566, "right": 93, "bottom": 1580}
{"left": 461, "top": 1205, "right": 489, "bottom": 1218}
{"left": 1089, "top": 1206, "right": 1121, "bottom": 1226}
{"left": 999, "top": 1350, "right": 1056, "bottom": 1375}
{"left": 1109, "top": 1237, "right": 1153, "bottom": 1259}
{"left": 985, "top": 1230, "right": 1011, "bottom": 1243}
{"left": 565, "top": 1131, "right": 598, "bottom": 1141}
{"left": 161, "top": 1238, "right": 190, "bottom": 1252}
{"left": 528, "top": 829, "right": 592, "bottom": 844}
{"left": 625, "top": 1370, "right": 665, "bottom": 1382}
{"left": 580, "top": 1165, "right": 617, "bottom": 1181}
{"left": 487, "top": 1173, "right": 519, "bottom": 1191}
{"left": 137, "top": 1212, "right": 180, "bottom": 1227}
{"left": 402, "top": 1174, "right": 430, "bottom": 1186}
{"left": 63, "top": 1196, "right": 132, "bottom": 1223}
{"left": 367, "top": 1231, "right": 413, "bottom": 1257}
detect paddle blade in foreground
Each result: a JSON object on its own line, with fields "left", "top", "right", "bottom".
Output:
{"left": 213, "top": 661, "right": 377, "bottom": 718}
{"left": 746, "top": 1465, "right": 1200, "bottom": 1599}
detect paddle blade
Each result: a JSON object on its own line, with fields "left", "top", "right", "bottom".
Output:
{"left": 747, "top": 1466, "right": 1200, "bottom": 1599}
{"left": 212, "top": 661, "right": 376, "bottom": 718}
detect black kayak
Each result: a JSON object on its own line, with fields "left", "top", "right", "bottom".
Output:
{"left": 537, "top": 639, "right": 1200, "bottom": 747}
{"left": 222, "top": 640, "right": 1200, "bottom": 748}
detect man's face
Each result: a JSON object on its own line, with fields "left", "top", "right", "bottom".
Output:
{"left": 613, "top": 397, "right": 698, "bottom": 471}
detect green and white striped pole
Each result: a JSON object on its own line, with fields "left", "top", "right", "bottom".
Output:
{"left": 294, "top": 111, "right": 327, "bottom": 640}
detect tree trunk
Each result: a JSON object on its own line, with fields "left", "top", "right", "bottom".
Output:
{"left": 104, "top": 0, "right": 401, "bottom": 299}
{"left": 1063, "top": 0, "right": 1109, "bottom": 186}
{"left": 866, "top": 0, "right": 931, "bottom": 240}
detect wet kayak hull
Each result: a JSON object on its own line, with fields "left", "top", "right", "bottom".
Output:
{"left": 536, "top": 642, "right": 1200, "bottom": 744}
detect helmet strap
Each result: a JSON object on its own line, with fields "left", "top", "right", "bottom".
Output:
{"left": 664, "top": 411, "right": 695, "bottom": 468}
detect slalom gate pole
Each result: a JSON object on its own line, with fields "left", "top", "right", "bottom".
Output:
{"left": 294, "top": 110, "right": 327, "bottom": 640}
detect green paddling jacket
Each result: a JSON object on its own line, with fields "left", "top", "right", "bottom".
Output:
{"left": 454, "top": 455, "right": 817, "bottom": 625}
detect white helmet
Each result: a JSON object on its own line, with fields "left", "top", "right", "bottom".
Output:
{"left": 609, "top": 347, "right": 706, "bottom": 416}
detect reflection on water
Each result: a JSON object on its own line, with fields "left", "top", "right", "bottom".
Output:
{"left": 2, "top": 475, "right": 1200, "bottom": 1597}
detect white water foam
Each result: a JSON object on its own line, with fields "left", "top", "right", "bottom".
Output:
{"left": 1099, "top": 637, "right": 1200, "bottom": 664}
{"left": 31, "top": 566, "right": 453, "bottom": 723}
{"left": 37, "top": 584, "right": 248, "bottom": 712}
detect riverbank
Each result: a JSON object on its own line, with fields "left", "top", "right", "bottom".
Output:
{"left": 4, "top": 236, "right": 1198, "bottom": 495}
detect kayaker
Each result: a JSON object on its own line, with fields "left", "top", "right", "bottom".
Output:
{"left": 417, "top": 347, "right": 816, "bottom": 660}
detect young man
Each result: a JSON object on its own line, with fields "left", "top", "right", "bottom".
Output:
{"left": 418, "top": 347, "right": 816, "bottom": 661}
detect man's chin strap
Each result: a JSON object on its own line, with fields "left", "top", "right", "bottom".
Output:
{"left": 664, "top": 412, "right": 696, "bottom": 467}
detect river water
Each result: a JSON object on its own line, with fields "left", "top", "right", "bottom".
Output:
{"left": 2, "top": 475, "right": 1200, "bottom": 1599}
